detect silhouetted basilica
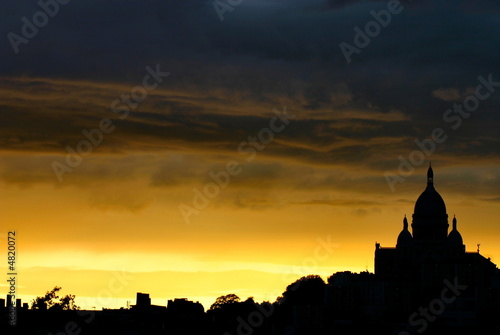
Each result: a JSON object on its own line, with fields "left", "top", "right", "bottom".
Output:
{"left": 373, "top": 165, "right": 500, "bottom": 329}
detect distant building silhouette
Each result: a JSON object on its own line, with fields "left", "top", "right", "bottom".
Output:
{"left": 130, "top": 292, "right": 169, "bottom": 314}
{"left": 374, "top": 164, "right": 499, "bottom": 327}
{"left": 167, "top": 298, "right": 204, "bottom": 316}
{"left": 6, "top": 295, "right": 14, "bottom": 308}
{"left": 133, "top": 292, "right": 151, "bottom": 309}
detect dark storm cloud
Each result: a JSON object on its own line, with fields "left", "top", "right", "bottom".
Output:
{"left": 3, "top": 0, "right": 498, "bottom": 80}
{"left": 2, "top": 0, "right": 499, "bottom": 111}
{"left": 1, "top": 0, "right": 499, "bottom": 187}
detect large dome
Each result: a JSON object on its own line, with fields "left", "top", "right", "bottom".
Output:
{"left": 411, "top": 165, "right": 449, "bottom": 240}
{"left": 414, "top": 165, "right": 446, "bottom": 216}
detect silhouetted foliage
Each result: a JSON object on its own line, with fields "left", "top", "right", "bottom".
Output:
{"left": 277, "top": 274, "right": 326, "bottom": 305}
{"left": 209, "top": 293, "right": 240, "bottom": 311}
{"left": 31, "top": 286, "right": 80, "bottom": 310}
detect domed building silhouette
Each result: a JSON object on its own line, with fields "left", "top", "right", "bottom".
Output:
{"left": 374, "top": 164, "right": 499, "bottom": 326}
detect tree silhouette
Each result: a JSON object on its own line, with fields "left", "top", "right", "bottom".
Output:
{"left": 57, "top": 292, "right": 79, "bottom": 310}
{"left": 209, "top": 293, "right": 240, "bottom": 311}
{"left": 31, "top": 286, "right": 80, "bottom": 310}
{"left": 277, "top": 274, "right": 326, "bottom": 305}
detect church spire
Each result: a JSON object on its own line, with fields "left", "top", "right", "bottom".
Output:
{"left": 403, "top": 215, "right": 408, "bottom": 230}
{"left": 427, "top": 162, "right": 433, "bottom": 185}
{"left": 452, "top": 215, "right": 457, "bottom": 230}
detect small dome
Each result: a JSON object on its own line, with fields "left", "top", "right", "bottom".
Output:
{"left": 448, "top": 216, "right": 463, "bottom": 246}
{"left": 448, "top": 230, "right": 463, "bottom": 245}
{"left": 397, "top": 216, "right": 413, "bottom": 248}
{"left": 414, "top": 165, "right": 447, "bottom": 216}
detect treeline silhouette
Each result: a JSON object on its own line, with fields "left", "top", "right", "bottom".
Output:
{"left": 0, "top": 273, "right": 496, "bottom": 335}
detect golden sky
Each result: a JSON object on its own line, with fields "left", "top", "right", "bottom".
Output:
{"left": 1, "top": 1, "right": 500, "bottom": 310}
{"left": 1, "top": 76, "right": 499, "bottom": 309}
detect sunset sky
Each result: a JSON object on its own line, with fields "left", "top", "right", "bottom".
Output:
{"left": 1, "top": 0, "right": 500, "bottom": 310}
